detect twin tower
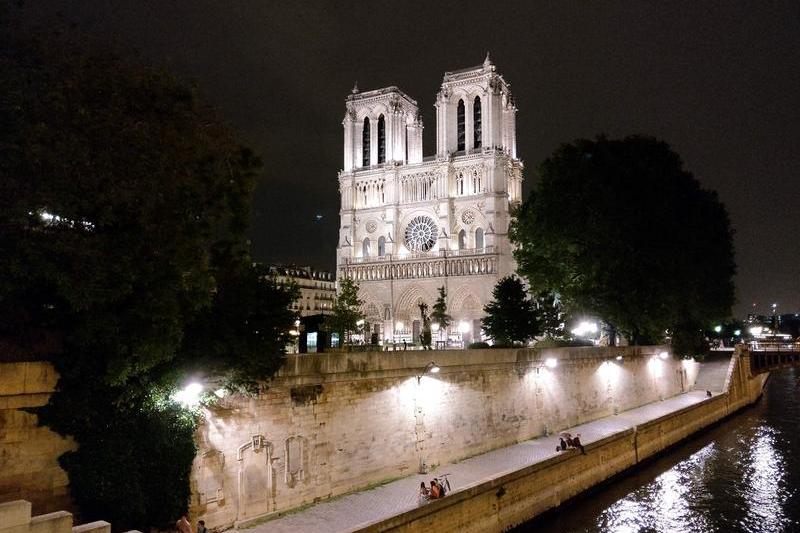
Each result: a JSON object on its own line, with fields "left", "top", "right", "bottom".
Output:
{"left": 336, "top": 55, "right": 523, "bottom": 345}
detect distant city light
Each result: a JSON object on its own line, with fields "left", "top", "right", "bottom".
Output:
{"left": 734, "top": 329, "right": 741, "bottom": 336}
{"left": 713, "top": 325, "right": 722, "bottom": 333}
{"left": 749, "top": 326, "right": 763, "bottom": 336}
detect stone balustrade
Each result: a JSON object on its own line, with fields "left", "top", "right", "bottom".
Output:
{"left": 341, "top": 248, "right": 498, "bottom": 281}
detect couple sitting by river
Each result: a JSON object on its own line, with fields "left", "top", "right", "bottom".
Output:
{"left": 557, "top": 432, "right": 586, "bottom": 455}
{"left": 419, "top": 477, "right": 448, "bottom": 501}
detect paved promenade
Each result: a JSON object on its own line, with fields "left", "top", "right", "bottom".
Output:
{"left": 244, "top": 389, "right": 714, "bottom": 533}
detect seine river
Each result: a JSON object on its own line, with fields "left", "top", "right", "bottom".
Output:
{"left": 524, "top": 368, "right": 800, "bottom": 533}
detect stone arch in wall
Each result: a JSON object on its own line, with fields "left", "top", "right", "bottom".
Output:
{"left": 450, "top": 286, "right": 483, "bottom": 317}
{"left": 236, "top": 436, "right": 276, "bottom": 521}
{"left": 395, "top": 285, "right": 432, "bottom": 322}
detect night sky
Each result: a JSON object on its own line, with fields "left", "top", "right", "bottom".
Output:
{"left": 21, "top": 1, "right": 800, "bottom": 317}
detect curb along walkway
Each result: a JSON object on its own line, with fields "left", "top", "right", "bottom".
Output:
{"left": 243, "top": 390, "right": 714, "bottom": 533}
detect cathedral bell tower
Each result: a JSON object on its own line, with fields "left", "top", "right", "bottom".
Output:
{"left": 342, "top": 85, "right": 423, "bottom": 171}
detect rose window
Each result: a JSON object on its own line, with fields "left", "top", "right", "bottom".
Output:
{"left": 404, "top": 216, "right": 438, "bottom": 252}
{"left": 366, "top": 220, "right": 377, "bottom": 233}
{"left": 461, "top": 210, "right": 475, "bottom": 225}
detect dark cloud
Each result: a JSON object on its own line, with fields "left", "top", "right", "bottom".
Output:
{"left": 20, "top": 1, "right": 800, "bottom": 316}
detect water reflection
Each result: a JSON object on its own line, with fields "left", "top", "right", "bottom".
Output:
{"left": 525, "top": 369, "right": 800, "bottom": 533}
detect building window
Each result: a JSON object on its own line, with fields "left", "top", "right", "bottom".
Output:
{"left": 458, "top": 229, "right": 466, "bottom": 250}
{"left": 378, "top": 236, "right": 386, "bottom": 257}
{"left": 362, "top": 237, "right": 371, "bottom": 257}
{"left": 377, "top": 115, "right": 386, "bottom": 164}
{"left": 473, "top": 96, "right": 482, "bottom": 149}
{"left": 457, "top": 99, "right": 465, "bottom": 151}
{"left": 362, "top": 117, "right": 370, "bottom": 166}
{"left": 475, "top": 227, "right": 484, "bottom": 249}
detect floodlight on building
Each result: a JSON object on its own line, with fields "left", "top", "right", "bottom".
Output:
{"left": 173, "top": 382, "right": 203, "bottom": 408}
{"left": 431, "top": 323, "right": 440, "bottom": 332}
{"left": 545, "top": 357, "right": 558, "bottom": 369}
{"left": 458, "top": 321, "right": 471, "bottom": 333}
{"left": 396, "top": 321, "right": 405, "bottom": 331}
{"left": 658, "top": 351, "right": 669, "bottom": 360}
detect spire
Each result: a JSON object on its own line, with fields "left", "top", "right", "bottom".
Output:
{"left": 351, "top": 81, "right": 359, "bottom": 94}
{"left": 483, "top": 51, "right": 492, "bottom": 69}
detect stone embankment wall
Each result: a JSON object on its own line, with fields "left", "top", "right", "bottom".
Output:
{"left": 0, "top": 362, "right": 74, "bottom": 514}
{"left": 363, "top": 348, "right": 766, "bottom": 532}
{"left": 191, "top": 346, "right": 697, "bottom": 529}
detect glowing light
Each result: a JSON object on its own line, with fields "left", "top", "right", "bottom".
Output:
{"left": 356, "top": 319, "right": 365, "bottom": 326}
{"left": 431, "top": 323, "right": 440, "bottom": 332}
{"left": 396, "top": 321, "right": 405, "bottom": 331}
{"left": 659, "top": 351, "right": 669, "bottom": 360}
{"left": 571, "top": 320, "right": 599, "bottom": 337}
{"left": 616, "top": 355, "right": 623, "bottom": 361}
{"left": 172, "top": 382, "right": 203, "bottom": 407}
{"left": 289, "top": 329, "right": 299, "bottom": 336}
{"left": 734, "top": 329, "right": 741, "bottom": 336}
{"left": 749, "top": 326, "right": 763, "bottom": 336}
{"left": 545, "top": 357, "right": 558, "bottom": 368}
{"left": 713, "top": 325, "right": 722, "bottom": 333}
{"left": 458, "top": 321, "right": 471, "bottom": 333}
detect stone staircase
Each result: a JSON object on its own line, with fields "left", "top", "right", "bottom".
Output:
{"left": 693, "top": 352, "right": 734, "bottom": 393}
{"left": 0, "top": 500, "right": 117, "bottom": 533}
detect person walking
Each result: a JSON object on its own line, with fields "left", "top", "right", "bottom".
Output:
{"left": 176, "top": 516, "right": 191, "bottom": 533}
{"left": 197, "top": 520, "right": 208, "bottom": 533}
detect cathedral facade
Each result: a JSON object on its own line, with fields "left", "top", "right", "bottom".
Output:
{"left": 336, "top": 55, "right": 523, "bottom": 344}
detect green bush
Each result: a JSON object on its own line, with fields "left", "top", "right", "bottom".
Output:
{"left": 534, "top": 337, "right": 594, "bottom": 348}
{"left": 468, "top": 341, "right": 491, "bottom": 349}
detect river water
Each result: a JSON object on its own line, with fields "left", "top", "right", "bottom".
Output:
{"left": 525, "top": 368, "right": 800, "bottom": 533}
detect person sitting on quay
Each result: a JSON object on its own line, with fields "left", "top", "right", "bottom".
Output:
{"left": 419, "top": 481, "right": 430, "bottom": 502}
{"left": 573, "top": 433, "right": 586, "bottom": 455}
{"left": 558, "top": 437, "right": 568, "bottom": 452}
{"left": 430, "top": 479, "right": 441, "bottom": 499}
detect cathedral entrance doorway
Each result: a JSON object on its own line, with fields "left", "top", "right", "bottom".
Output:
{"left": 412, "top": 320, "right": 421, "bottom": 345}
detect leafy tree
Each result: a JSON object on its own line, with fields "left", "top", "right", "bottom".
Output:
{"left": 430, "top": 286, "right": 452, "bottom": 333}
{"left": 326, "top": 277, "right": 363, "bottom": 345}
{"left": 512, "top": 135, "right": 735, "bottom": 352}
{"left": 482, "top": 276, "right": 538, "bottom": 346}
{"left": 533, "top": 291, "right": 565, "bottom": 338}
{"left": 0, "top": 25, "right": 296, "bottom": 529}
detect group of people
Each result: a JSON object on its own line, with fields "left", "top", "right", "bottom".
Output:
{"left": 556, "top": 432, "right": 586, "bottom": 455}
{"left": 419, "top": 478, "right": 447, "bottom": 501}
{"left": 176, "top": 516, "right": 206, "bottom": 533}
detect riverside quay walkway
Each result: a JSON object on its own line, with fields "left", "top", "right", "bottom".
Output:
{"left": 244, "top": 389, "right": 717, "bottom": 533}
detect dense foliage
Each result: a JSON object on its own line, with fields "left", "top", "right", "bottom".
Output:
{"left": 0, "top": 26, "right": 296, "bottom": 529}
{"left": 482, "top": 276, "right": 539, "bottom": 346}
{"left": 430, "top": 287, "right": 452, "bottom": 331}
{"left": 512, "top": 136, "right": 735, "bottom": 351}
{"left": 326, "top": 277, "right": 363, "bottom": 345}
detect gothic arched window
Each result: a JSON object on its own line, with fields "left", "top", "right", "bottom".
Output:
{"left": 475, "top": 227, "right": 484, "bottom": 250}
{"left": 378, "top": 236, "right": 386, "bottom": 257}
{"left": 457, "top": 99, "right": 465, "bottom": 152}
{"left": 362, "top": 237, "right": 371, "bottom": 257}
{"left": 362, "top": 117, "right": 371, "bottom": 166}
{"left": 473, "top": 96, "right": 482, "bottom": 149}
{"left": 377, "top": 115, "right": 386, "bottom": 164}
{"left": 458, "top": 229, "right": 466, "bottom": 250}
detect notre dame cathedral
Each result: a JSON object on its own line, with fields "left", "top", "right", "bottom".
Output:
{"left": 336, "top": 54, "right": 523, "bottom": 345}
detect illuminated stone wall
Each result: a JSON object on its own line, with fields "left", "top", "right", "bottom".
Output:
{"left": 191, "top": 346, "right": 698, "bottom": 528}
{"left": 0, "top": 362, "right": 75, "bottom": 513}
